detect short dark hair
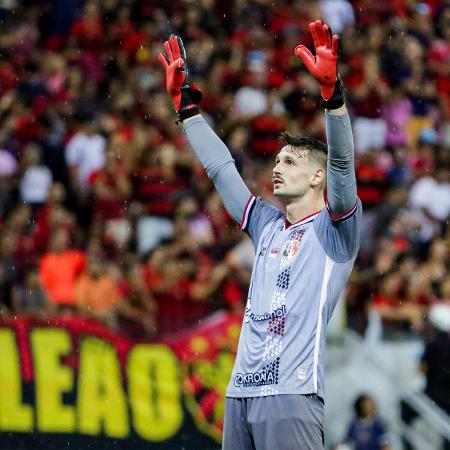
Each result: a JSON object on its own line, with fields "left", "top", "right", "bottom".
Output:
{"left": 354, "top": 394, "right": 374, "bottom": 418}
{"left": 279, "top": 132, "right": 328, "bottom": 169}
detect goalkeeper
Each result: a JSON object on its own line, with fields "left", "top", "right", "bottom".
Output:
{"left": 159, "top": 20, "right": 361, "bottom": 450}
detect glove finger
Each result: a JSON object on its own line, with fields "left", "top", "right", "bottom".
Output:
{"left": 315, "top": 21, "right": 328, "bottom": 47}
{"left": 322, "top": 23, "right": 331, "bottom": 48}
{"left": 332, "top": 35, "right": 339, "bottom": 56}
{"left": 309, "top": 21, "right": 321, "bottom": 50}
{"left": 158, "top": 52, "right": 169, "bottom": 70}
{"left": 311, "top": 20, "right": 325, "bottom": 47}
{"left": 169, "top": 34, "right": 181, "bottom": 60}
{"left": 177, "top": 36, "right": 187, "bottom": 61}
{"left": 295, "top": 45, "right": 316, "bottom": 73}
{"left": 176, "top": 35, "right": 191, "bottom": 83}
{"left": 164, "top": 40, "right": 174, "bottom": 63}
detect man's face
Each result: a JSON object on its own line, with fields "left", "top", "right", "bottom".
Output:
{"left": 272, "top": 146, "right": 322, "bottom": 199}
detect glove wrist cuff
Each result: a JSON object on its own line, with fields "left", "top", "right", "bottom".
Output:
{"left": 178, "top": 104, "right": 200, "bottom": 122}
{"left": 176, "top": 84, "right": 202, "bottom": 122}
{"left": 322, "top": 77, "right": 345, "bottom": 110}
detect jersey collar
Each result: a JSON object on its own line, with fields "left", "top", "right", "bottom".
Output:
{"left": 284, "top": 209, "right": 321, "bottom": 230}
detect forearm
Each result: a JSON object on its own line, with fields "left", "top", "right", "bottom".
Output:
{"left": 325, "top": 105, "right": 357, "bottom": 216}
{"left": 183, "top": 115, "right": 252, "bottom": 223}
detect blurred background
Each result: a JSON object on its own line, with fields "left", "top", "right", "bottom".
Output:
{"left": 0, "top": 0, "right": 449, "bottom": 449}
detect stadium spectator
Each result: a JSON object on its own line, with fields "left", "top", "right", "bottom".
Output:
{"left": 39, "top": 228, "right": 86, "bottom": 310}
{"left": 91, "top": 146, "right": 132, "bottom": 248}
{"left": 117, "top": 261, "right": 157, "bottom": 338}
{"left": 343, "top": 394, "right": 391, "bottom": 450}
{"left": 75, "top": 255, "right": 122, "bottom": 327}
{"left": 0, "top": 229, "right": 19, "bottom": 312}
{"left": 12, "top": 267, "right": 54, "bottom": 316}
{"left": 65, "top": 111, "right": 106, "bottom": 199}
{"left": 19, "top": 143, "right": 53, "bottom": 206}
{"left": 0, "top": 0, "right": 447, "bottom": 346}
{"left": 408, "top": 162, "right": 450, "bottom": 242}
{"left": 33, "top": 182, "right": 75, "bottom": 254}
{"left": 347, "top": 52, "right": 390, "bottom": 154}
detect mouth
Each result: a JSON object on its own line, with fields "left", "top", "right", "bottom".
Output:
{"left": 273, "top": 178, "right": 283, "bottom": 187}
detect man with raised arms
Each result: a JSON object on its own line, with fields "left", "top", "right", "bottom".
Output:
{"left": 159, "top": 20, "right": 361, "bottom": 450}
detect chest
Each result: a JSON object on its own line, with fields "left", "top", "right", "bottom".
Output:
{"left": 247, "top": 222, "right": 324, "bottom": 319}
{"left": 256, "top": 225, "right": 311, "bottom": 273}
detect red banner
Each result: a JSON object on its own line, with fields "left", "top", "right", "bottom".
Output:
{"left": 0, "top": 311, "right": 242, "bottom": 449}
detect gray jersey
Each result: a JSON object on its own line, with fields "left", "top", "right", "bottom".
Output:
{"left": 183, "top": 110, "right": 360, "bottom": 400}
{"left": 226, "top": 196, "right": 361, "bottom": 398}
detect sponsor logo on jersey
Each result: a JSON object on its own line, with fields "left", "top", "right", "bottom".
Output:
{"left": 234, "top": 358, "right": 279, "bottom": 387}
{"left": 248, "top": 305, "right": 287, "bottom": 322}
{"left": 244, "top": 300, "right": 252, "bottom": 323}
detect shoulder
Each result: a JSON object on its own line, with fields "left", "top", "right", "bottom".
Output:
{"left": 312, "top": 198, "right": 362, "bottom": 262}
{"left": 240, "top": 195, "right": 284, "bottom": 232}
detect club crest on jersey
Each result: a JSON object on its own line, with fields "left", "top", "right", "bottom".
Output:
{"left": 282, "top": 239, "right": 299, "bottom": 258}
{"left": 280, "top": 230, "right": 305, "bottom": 268}
{"left": 282, "top": 230, "right": 305, "bottom": 258}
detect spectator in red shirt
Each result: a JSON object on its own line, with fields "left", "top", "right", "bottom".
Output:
{"left": 69, "top": 2, "right": 104, "bottom": 51}
{"left": 117, "top": 261, "right": 157, "bottom": 338}
{"left": 91, "top": 148, "right": 132, "bottom": 247}
{"left": 347, "top": 52, "right": 390, "bottom": 153}
{"left": 134, "top": 143, "right": 191, "bottom": 255}
{"left": 33, "top": 182, "right": 75, "bottom": 254}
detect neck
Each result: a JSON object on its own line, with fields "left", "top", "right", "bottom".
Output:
{"left": 284, "top": 189, "right": 325, "bottom": 225}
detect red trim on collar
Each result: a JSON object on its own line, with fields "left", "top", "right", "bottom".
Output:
{"left": 284, "top": 209, "right": 322, "bottom": 229}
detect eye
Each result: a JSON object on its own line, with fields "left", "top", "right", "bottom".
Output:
{"left": 287, "top": 158, "right": 294, "bottom": 165}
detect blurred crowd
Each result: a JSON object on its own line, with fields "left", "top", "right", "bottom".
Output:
{"left": 0, "top": 0, "right": 449, "bottom": 340}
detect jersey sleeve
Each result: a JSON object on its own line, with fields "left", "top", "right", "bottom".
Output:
{"left": 240, "top": 195, "right": 283, "bottom": 248}
{"left": 183, "top": 115, "right": 252, "bottom": 223}
{"left": 313, "top": 197, "right": 362, "bottom": 262}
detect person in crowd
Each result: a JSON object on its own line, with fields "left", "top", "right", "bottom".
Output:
{"left": 39, "top": 228, "right": 86, "bottom": 311}
{"left": 344, "top": 394, "right": 391, "bottom": 450}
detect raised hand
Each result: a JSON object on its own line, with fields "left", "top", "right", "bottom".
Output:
{"left": 158, "top": 35, "right": 202, "bottom": 121}
{"left": 294, "top": 20, "right": 344, "bottom": 109}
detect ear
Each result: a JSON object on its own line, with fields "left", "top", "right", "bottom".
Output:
{"left": 310, "top": 167, "right": 325, "bottom": 188}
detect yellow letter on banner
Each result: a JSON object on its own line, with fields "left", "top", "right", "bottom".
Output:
{"left": 0, "top": 328, "right": 33, "bottom": 431}
{"left": 128, "top": 345, "right": 183, "bottom": 441}
{"left": 31, "top": 328, "right": 75, "bottom": 432}
{"left": 77, "top": 337, "right": 128, "bottom": 437}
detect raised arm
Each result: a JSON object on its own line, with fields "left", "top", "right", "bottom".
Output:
{"left": 325, "top": 106, "right": 357, "bottom": 218}
{"left": 295, "top": 20, "right": 357, "bottom": 217}
{"left": 158, "top": 35, "right": 251, "bottom": 223}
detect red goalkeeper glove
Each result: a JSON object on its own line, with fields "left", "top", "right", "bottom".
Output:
{"left": 294, "top": 20, "right": 344, "bottom": 109}
{"left": 158, "top": 34, "right": 202, "bottom": 122}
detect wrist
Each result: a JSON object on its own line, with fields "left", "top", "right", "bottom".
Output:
{"left": 178, "top": 104, "right": 200, "bottom": 122}
{"left": 322, "top": 78, "right": 345, "bottom": 110}
{"left": 182, "top": 114, "right": 202, "bottom": 125}
{"left": 326, "top": 104, "right": 347, "bottom": 115}
{"left": 176, "top": 84, "right": 203, "bottom": 122}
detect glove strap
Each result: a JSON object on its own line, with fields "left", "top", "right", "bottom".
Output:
{"left": 322, "top": 77, "right": 345, "bottom": 110}
{"left": 178, "top": 104, "right": 200, "bottom": 122}
{"left": 177, "top": 84, "right": 202, "bottom": 122}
